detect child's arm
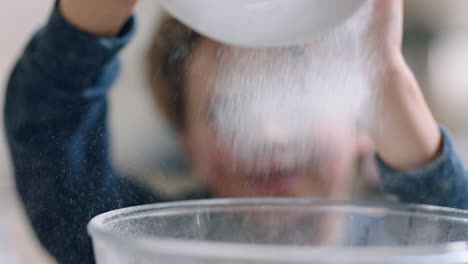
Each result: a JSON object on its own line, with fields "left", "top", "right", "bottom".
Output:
{"left": 4, "top": 1, "right": 161, "bottom": 263}
{"left": 367, "top": 0, "right": 440, "bottom": 171}
{"left": 369, "top": 0, "right": 468, "bottom": 208}
{"left": 59, "top": 0, "right": 137, "bottom": 37}
{"left": 378, "top": 127, "right": 468, "bottom": 208}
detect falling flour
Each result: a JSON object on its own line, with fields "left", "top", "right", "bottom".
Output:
{"left": 206, "top": 3, "right": 380, "bottom": 172}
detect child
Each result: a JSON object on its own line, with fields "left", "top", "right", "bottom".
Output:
{"left": 4, "top": 0, "right": 467, "bottom": 263}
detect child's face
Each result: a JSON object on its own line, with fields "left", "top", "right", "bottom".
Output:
{"left": 182, "top": 39, "right": 361, "bottom": 199}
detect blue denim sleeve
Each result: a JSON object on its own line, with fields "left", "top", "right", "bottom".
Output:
{"left": 377, "top": 127, "right": 468, "bottom": 209}
{"left": 3, "top": 4, "right": 162, "bottom": 264}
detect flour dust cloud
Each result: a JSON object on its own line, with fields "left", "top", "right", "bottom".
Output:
{"left": 206, "top": 3, "right": 379, "bottom": 174}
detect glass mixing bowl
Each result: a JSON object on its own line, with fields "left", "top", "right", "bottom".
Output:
{"left": 88, "top": 198, "right": 468, "bottom": 263}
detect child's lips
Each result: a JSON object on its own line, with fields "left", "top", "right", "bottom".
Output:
{"left": 248, "top": 168, "right": 303, "bottom": 191}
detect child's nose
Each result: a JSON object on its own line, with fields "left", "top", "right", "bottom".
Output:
{"left": 263, "top": 121, "right": 290, "bottom": 146}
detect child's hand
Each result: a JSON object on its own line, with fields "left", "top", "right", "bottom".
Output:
{"left": 367, "top": 0, "right": 403, "bottom": 61}
{"left": 368, "top": 0, "right": 441, "bottom": 171}
{"left": 59, "top": 0, "right": 138, "bottom": 37}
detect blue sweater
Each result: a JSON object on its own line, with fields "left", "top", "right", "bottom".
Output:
{"left": 4, "top": 6, "right": 468, "bottom": 264}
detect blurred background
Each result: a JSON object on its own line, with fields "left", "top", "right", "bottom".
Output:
{"left": 0, "top": 1, "right": 467, "bottom": 263}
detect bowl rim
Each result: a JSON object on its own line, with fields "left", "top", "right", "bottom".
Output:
{"left": 87, "top": 198, "right": 468, "bottom": 262}
{"left": 158, "top": 0, "right": 366, "bottom": 47}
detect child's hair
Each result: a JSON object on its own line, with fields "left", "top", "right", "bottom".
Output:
{"left": 147, "top": 15, "right": 203, "bottom": 131}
